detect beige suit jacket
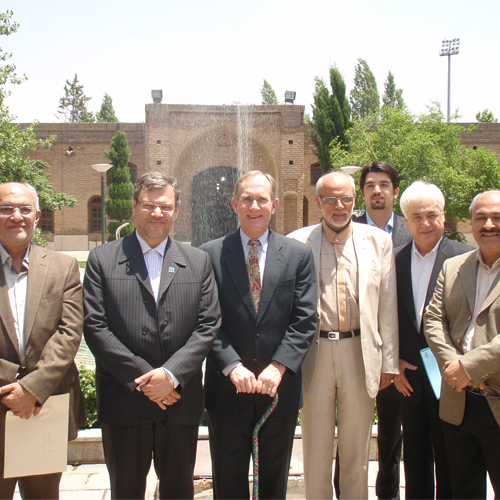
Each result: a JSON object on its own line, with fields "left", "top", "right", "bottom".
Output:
{"left": 288, "top": 223, "right": 399, "bottom": 399}
{"left": 424, "top": 249, "right": 500, "bottom": 426}
{"left": 0, "top": 245, "right": 86, "bottom": 441}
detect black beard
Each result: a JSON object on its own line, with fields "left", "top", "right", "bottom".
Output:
{"left": 370, "top": 201, "right": 386, "bottom": 210}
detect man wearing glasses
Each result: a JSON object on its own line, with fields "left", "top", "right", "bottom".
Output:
{"left": 425, "top": 190, "right": 500, "bottom": 499}
{"left": 288, "top": 171, "right": 398, "bottom": 499}
{"left": 84, "top": 172, "right": 220, "bottom": 499}
{"left": 393, "top": 181, "right": 472, "bottom": 499}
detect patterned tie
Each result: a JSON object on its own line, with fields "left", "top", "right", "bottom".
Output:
{"left": 247, "top": 239, "right": 261, "bottom": 311}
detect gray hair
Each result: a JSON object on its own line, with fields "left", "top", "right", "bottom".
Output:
{"left": 469, "top": 190, "right": 500, "bottom": 217}
{"left": 133, "top": 171, "right": 181, "bottom": 206}
{"left": 1, "top": 181, "right": 39, "bottom": 211}
{"left": 316, "top": 171, "right": 356, "bottom": 196}
{"left": 400, "top": 181, "right": 445, "bottom": 218}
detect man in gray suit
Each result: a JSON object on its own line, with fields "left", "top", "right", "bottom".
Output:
{"left": 84, "top": 172, "right": 220, "bottom": 500}
{"left": 202, "top": 170, "right": 317, "bottom": 499}
{"left": 425, "top": 190, "right": 500, "bottom": 499}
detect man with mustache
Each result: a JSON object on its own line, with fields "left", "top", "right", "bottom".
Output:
{"left": 288, "top": 171, "right": 398, "bottom": 499}
{"left": 425, "top": 190, "right": 500, "bottom": 499}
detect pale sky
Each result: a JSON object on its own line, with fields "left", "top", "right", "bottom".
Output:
{"left": 2, "top": 0, "right": 498, "bottom": 124}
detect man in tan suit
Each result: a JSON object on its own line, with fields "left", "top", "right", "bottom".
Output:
{"left": 288, "top": 171, "right": 399, "bottom": 499}
{"left": 425, "top": 189, "right": 500, "bottom": 499}
{"left": 0, "top": 182, "right": 85, "bottom": 498}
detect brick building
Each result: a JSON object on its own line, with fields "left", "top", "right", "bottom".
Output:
{"left": 21, "top": 103, "right": 500, "bottom": 251}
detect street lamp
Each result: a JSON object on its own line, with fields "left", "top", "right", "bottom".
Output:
{"left": 91, "top": 163, "right": 113, "bottom": 244}
{"left": 340, "top": 166, "right": 362, "bottom": 175}
{"left": 439, "top": 38, "right": 460, "bottom": 121}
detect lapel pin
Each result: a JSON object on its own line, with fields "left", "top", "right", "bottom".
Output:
{"left": 168, "top": 266, "right": 175, "bottom": 274}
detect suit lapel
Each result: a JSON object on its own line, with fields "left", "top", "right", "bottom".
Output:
{"left": 121, "top": 233, "right": 155, "bottom": 299}
{"left": 258, "top": 232, "right": 285, "bottom": 322}
{"left": 398, "top": 243, "right": 418, "bottom": 331}
{"left": 352, "top": 224, "right": 370, "bottom": 310}
{"left": 457, "top": 251, "right": 478, "bottom": 314}
{"left": 24, "top": 245, "right": 48, "bottom": 345}
{"left": 0, "top": 262, "right": 18, "bottom": 353}
{"left": 158, "top": 239, "right": 186, "bottom": 300}
{"left": 223, "top": 231, "right": 256, "bottom": 317}
{"left": 306, "top": 224, "right": 322, "bottom": 286}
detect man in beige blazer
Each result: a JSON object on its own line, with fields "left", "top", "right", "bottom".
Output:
{"left": 0, "top": 182, "right": 85, "bottom": 499}
{"left": 288, "top": 171, "right": 399, "bottom": 500}
{"left": 425, "top": 189, "right": 500, "bottom": 499}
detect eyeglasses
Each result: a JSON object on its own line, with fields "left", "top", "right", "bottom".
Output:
{"left": 466, "top": 384, "right": 500, "bottom": 399}
{"left": 239, "top": 197, "right": 271, "bottom": 207}
{"left": 318, "top": 195, "right": 354, "bottom": 205}
{"left": 137, "top": 201, "right": 175, "bottom": 213}
{"left": 0, "top": 206, "right": 34, "bottom": 217}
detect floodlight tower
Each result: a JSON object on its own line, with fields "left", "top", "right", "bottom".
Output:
{"left": 439, "top": 38, "right": 460, "bottom": 121}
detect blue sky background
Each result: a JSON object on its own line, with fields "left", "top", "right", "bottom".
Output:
{"left": 2, "top": 0, "right": 498, "bottom": 123}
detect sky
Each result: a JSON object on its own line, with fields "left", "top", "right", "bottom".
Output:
{"left": 2, "top": 0, "right": 499, "bottom": 124}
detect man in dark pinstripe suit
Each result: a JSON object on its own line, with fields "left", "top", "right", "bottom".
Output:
{"left": 83, "top": 172, "right": 221, "bottom": 500}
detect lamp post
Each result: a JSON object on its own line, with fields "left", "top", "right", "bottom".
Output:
{"left": 340, "top": 165, "right": 362, "bottom": 175}
{"left": 91, "top": 163, "right": 113, "bottom": 244}
{"left": 439, "top": 38, "right": 460, "bottom": 121}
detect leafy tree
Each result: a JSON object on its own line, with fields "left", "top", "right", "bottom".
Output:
{"left": 0, "top": 11, "right": 76, "bottom": 244}
{"left": 260, "top": 79, "right": 278, "bottom": 105}
{"left": 105, "top": 131, "right": 134, "bottom": 241}
{"left": 329, "top": 104, "right": 500, "bottom": 221}
{"left": 96, "top": 93, "right": 119, "bottom": 122}
{"left": 382, "top": 71, "right": 405, "bottom": 109}
{"left": 476, "top": 109, "right": 497, "bottom": 123}
{"left": 306, "top": 65, "right": 351, "bottom": 171}
{"left": 350, "top": 58, "right": 380, "bottom": 120}
{"left": 57, "top": 74, "right": 95, "bottom": 123}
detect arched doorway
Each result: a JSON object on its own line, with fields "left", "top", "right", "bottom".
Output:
{"left": 191, "top": 166, "right": 239, "bottom": 247}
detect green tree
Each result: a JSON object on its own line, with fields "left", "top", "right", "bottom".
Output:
{"left": 57, "top": 74, "right": 95, "bottom": 123}
{"left": 350, "top": 58, "right": 380, "bottom": 120}
{"left": 476, "top": 109, "right": 497, "bottom": 123}
{"left": 96, "top": 93, "right": 119, "bottom": 122}
{"left": 382, "top": 71, "right": 405, "bottom": 109}
{"left": 260, "top": 79, "right": 278, "bottom": 105}
{"left": 0, "top": 11, "right": 76, "bottom": 244}
{"left": 306, "top": 65, "right": 351, "bottom": 171}
{"left": 105, "top": 131, "right": 134, "bottom": 241}
{"left": 329, "top": 104, "right": 500, "bottom": 221}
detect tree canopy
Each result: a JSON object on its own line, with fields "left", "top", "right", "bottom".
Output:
{"left": 0, "top": 11, "right": 76, "bottom": 225}
{"left": 57, "top": 74, "right": 94, "bottom": 123}
{"left": 476, "top": 108, "right": 497, "bottom": 123}
{"left": 96, "top": 93, "right": 119, "bottom": 122}
{"left": 105, "top": 131, "right": 134, "bottom": 240}
{"left": 260, "top": 79, "right": 278, "bottom": 105}
{"left": 306, "top": 65, "right": 351, "bottom": 172}
{"left": 382, "top": 71, "right": 405, "bottom": 109}
{"left": 329, "top": 104, "right": 500, "bottom": 220}
{"left": 349, "top": 58, "right": 380, "bottom": 120}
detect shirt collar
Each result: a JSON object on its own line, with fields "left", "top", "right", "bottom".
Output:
{"left": 365, "top": 211, "right": 394, "bottom": 234}
{"left": 477, "top": 249, "right": 500, "bottom": 270}
{"left": 136, "top": 232, "right": 169, "bottom": 258}
{"left": 412, "top": 236, "right": 443, "bottom": 259}
{"left": 0, "top": 243, "right": 30, "bottom": 269}
{"left": 239, "top": 228, "right": 270, "bottom": 248}
{"left": 322, "top": 220, "right": 353, "bottom": 244}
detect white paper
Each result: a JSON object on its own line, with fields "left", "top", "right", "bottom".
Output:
{"left": 4, "top": 393, "right": 69, "bottom": 478}
{"left": 420, "top": 347, "right": 442, "bottom": 400}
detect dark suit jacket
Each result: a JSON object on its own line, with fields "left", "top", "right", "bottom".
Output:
{"left": 201, "top": 230, "right": 317, "bottom": 417}
{"left": 0, "top": 245, "right": 86, "bottom": 441}
{"left": 83, "top": 232, "right": 220, "bottom": 426}
{"left": 395, "top": 237, "right": 473, "bottom": 404}
{"left": 354, "top": 212, "right": 412, "bottom": 248}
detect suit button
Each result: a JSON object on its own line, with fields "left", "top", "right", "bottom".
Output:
{"left": 316, "top": 339, "right": 320, "bottom": 344}
{"left": 142, "top": 328, "right": 149, "bottom": 335}
{"left": 256, "top": 333, "right": 260, "bottom": 337}
{"left": 457, "top": 339, "right": 462, "bottom": 344}
{"left": 253, "top": 358, "right": 257, "bottom": 363}
{"left": 143, "top": 299, "right": 149, "bottom": 304}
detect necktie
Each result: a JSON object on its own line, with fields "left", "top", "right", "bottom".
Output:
{"left": 247, "top": 239, "right": 261, "bottom": 311}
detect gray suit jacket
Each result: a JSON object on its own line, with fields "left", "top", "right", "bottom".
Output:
{"left": 83, "top": 232, "right": 220, "bottom": 426}
{"left": 424, "top": 249, "right": 500, "bottom": 426}
{"left": 0, "top": 245, "right": 85, "bottom": 441}
{"left": 288, "top": 223, "right": 399, "bottom": 398}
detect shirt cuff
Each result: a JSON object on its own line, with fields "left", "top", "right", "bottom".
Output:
{"left": 223, "top": 361, "right": 242, "bottom": 377}
{"left": 162, "top": 367, "right": 179, "bottom": 388}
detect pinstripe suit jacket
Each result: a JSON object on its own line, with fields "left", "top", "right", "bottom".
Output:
{"left": 0, "top": 245, "right": 86, "bottom": 441}
{"left": 83, "top": 232, "right": 220, "bottom": 426}
{"left": 424, "top": 249, "right": 500, "bottom": 426}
